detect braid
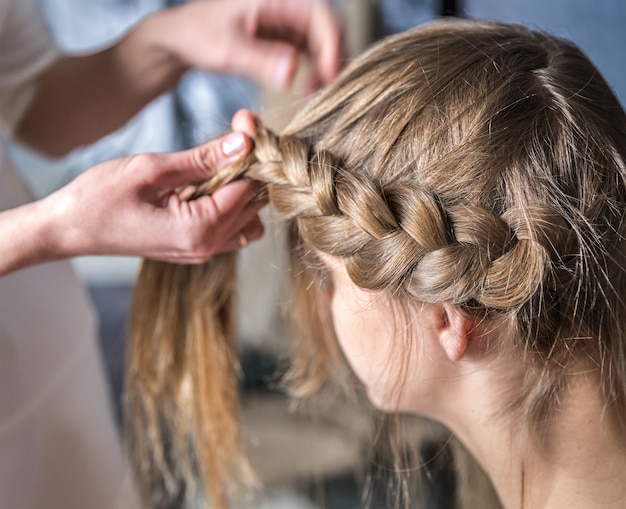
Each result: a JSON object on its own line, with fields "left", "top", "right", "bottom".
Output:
{"left": 243, "top": 129, "right": 571, "bottom": 313}
{"left": 409, "top": 203, "right": 573, "bottom": 310}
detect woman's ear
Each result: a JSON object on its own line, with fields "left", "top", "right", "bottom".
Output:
{"left": 437, "top": 303, "right": 472, "bottom": 361}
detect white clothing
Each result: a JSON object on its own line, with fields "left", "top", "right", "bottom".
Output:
{"left": 0, "top": 1, "right": 142, "bottom": 507}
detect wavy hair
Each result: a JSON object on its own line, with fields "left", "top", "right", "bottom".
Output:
{"left": 125, "top": 19, "right": 626, "bottom": 508}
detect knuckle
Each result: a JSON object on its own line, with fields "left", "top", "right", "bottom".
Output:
{"left": 138, "top": 152, "right": 161, "bottom": 168}
{"left": 174, "top": 196, "right": 224, "bottom": 262}
{"left": 137, "top": 153, "right": 167, "bottom": 180}
{"left": 193, "top": 144, "right": 222, "bottom": 177}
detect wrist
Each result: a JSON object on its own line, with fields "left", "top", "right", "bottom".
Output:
{"left": 37, "top": 185, "right": 90, "bottom": 263}
{"left": 112, "top": 7, "right": 190, "bottom": 105}
{"left": 136, "top": 7, "right": 191, "bottom": 78}
{"left": 0, "top": 198, "right": 64, "bottom": 275}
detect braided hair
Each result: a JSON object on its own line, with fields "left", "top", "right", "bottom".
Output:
{"left": 125, "top": 19, "right": 626, "bottom": 509}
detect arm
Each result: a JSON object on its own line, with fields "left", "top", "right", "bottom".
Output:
{"left": 0, "top": 130, "right": 264, "bottom": 276}
{"left": 15, "top": 0, "right": 342, "bottom": 156}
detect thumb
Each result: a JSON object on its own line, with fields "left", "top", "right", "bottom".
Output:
{"left": 157, "top": 132, "right": 253, "bottom": 189}
{"left": 230, "top": 39, "right": 299, "bottom": 90}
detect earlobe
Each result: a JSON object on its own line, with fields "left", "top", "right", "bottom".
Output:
{"left": 438, "top": 303, "right": 470, "bottom": 361}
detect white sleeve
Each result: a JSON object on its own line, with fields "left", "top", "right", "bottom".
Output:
{"left": 0, "top": 0, "right": 61, "bottom": 135}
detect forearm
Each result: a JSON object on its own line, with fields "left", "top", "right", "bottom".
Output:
{"left": 15, "top": 8, "right": 187, "bottom": 156}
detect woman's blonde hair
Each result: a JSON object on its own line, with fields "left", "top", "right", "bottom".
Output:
{"left": 125, "top": 19, "right": 626, "bottom": 508}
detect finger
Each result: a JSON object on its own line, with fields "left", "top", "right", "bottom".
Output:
{"left": 231, "top": 109, "right": 259, "bottom": 138}
{"left": 157, "top": 179, "right": 263, "bottom": 262}
{"left": 173, "top": 179, "right": 263, "bottom": 257}
{"left": 223, "top": 187, "right": 268, "bottom": 235}
{"left": 190, "top": 178, "right": 265, "bottom": 233}
{"left": 157, "top": 132, "right": 253, "bottom": 189}
{"left": 307, "top": 0, "right": 344, "bottom": 83}
{"left": 255, "top": 0, "right": 342, "bottom": 85}
{"left": 217, "top": 215, "right": 265, "bottom": 254}
{"left": 229, "top": 38, "right": 299, "bottom": 90}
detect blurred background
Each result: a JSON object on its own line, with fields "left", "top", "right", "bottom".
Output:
{"left": 11, "top": 1, "right": 625, "bottom": 507}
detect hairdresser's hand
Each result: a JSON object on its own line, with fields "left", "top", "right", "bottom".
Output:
{"left": 0, "top": 132, "right": 265, "bottom": 275}
{"left": 17, "top": 0, "right": 342, "bottom": 155}
{"left": 153, "top": 0, "right": 342, "bottom": 91}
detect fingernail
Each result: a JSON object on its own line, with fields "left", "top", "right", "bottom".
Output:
{"left": 273, "top": 49, "right": 293, "bottom": 90}
{"left": 222, "top": 132, "right": 246, "bottom": 157}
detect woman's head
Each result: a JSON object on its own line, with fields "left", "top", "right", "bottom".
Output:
{"left": 127, "top": 18, "right": 626, "bottom": 508}
{"left": 236, "top": 19, "right": 626, "bottom": 424}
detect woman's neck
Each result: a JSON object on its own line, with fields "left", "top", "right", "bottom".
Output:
{"left": 440, "top": 362, "right": 626, "bottom": 509}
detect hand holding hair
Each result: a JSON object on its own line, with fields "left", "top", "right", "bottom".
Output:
{"left": 158, "top": 0, "right": 343, "bottom": 91}
{"left": 0, "top": 130, "right": 265, "bottom": 276}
